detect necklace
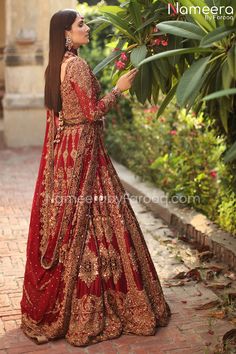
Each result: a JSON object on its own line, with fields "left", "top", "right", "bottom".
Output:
{"left": 65, "top": 47, "right": 78, "bottom": 56}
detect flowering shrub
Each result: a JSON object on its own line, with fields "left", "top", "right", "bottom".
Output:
{"left": 105, "top": 99, "right": 236, "bottom": 235}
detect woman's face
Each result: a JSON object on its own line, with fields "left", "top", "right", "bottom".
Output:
{"left": 65, "top": 14, "right": 90, "bottom": 48}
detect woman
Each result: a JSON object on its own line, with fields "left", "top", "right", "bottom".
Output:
{"left": 20, "top": 8, "right": 171, "bottom": 347}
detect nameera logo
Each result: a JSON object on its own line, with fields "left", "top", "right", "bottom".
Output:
{"left": 167, "top": 2, "right": 234, "bottom": 20}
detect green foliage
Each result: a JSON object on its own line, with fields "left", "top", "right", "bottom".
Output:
{"left": 92, "top": 0, "right": 236, "bottom": 164}
{"left": 105, "top": 100, "right": 236, "bottom": 234}
{"left": 218, "top": 190, "right": 236, "bottom": 235}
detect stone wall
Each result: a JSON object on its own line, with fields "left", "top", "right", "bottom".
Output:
{"left": 3, "top": 0, "right": 77, "bottom": 147}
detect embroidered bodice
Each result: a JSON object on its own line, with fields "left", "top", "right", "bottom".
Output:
{"left": 60, "top": 51, "right": 120, "bottom": 122}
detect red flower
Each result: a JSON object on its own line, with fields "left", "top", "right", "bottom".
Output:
{"left": 210, "top": 170, "right": 217, "bottom": 178}
{"left": 169, "top": 130, "right": 177, "bottom": 135}
{"left": 115, "top": 60, "right": 126, "bottom": 70}
{"left": 150, "top": 106, "right": 159, "bottom": 113}
{"left": 120, "top": 52, "right": 128, "bottom": 61}
{"left": 161, "top": 40, "right": 168, "bottom": 46}
{"left": 144, "top": 105, "right": 159, "bottom": 113}
{"left": 112, "top": 47, "right": 120, "bottom": 52}
{"left": 154, "top": 38, "right": 162, "bottom": 46}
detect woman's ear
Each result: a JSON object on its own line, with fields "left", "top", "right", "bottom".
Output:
{"left": 65, "top": 30, "right": 71, "bottom": 38}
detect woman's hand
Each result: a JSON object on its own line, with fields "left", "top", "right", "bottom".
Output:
{"left": 116, "top": 68, "right": 139, "bottom": 92}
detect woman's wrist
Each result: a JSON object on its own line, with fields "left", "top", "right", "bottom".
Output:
{"left": 111, "top": 85, "right": 123, "bottom": 98}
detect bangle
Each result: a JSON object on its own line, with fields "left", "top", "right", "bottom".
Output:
{"left": 111, "top": 86, "right": 122, "bottom": 98}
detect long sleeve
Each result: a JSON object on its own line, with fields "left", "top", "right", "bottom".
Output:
{"left": 69, "top": 57, "right": 122, "bottom": 122}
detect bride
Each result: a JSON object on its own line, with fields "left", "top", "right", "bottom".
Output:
{"left": 20, "top": 8, "right": 171, "bottom": 347}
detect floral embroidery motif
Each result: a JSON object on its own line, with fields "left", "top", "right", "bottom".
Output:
{"left": 78, "top": 248, "right": 99, "bottom": 287}
{"left": 99, "top": 242, "right": 122, "bottom": 284}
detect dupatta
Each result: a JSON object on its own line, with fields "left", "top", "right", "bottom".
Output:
{"left": 37, "top": 108, "right": 100, "bottom": 271}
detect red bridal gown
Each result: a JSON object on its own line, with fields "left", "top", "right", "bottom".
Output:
{"left": 20, "top": 50, "right": 171, "bottom": 346}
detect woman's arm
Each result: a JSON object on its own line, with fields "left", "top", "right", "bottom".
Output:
{"left": 69, "top": 57, "right": 122, "bottom": 122}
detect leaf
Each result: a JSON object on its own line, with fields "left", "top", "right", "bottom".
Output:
{"left": 205, "top": 281, "right": 232, "bottom": 289}
{"left": 185, "top": 68, "right": 210, "bottom": 108}
{"left": 132, "top": 63, "right": 151, "bottom": 104}
{"left": 164, "top": 280, "right": 186, "bottom": 287}
{"left": 157, "top": 58, "right": 172, "bottom": 78}
{"left": 220, "top": 100, "right": 229, "bottom": 134}
{"left": 137, "top": 47, "right": 212, "bottom": 67}
{"left": 130, "top": 45, "right": 147, "bottom": 67}
{"left": 222, "top": 60, "right": 233, "bottom": 89}
{"left": 100, "top": 12, "right": 137, "bottom": 41}
{"left": 120, "top": 0, "right": 131, "bottom": 8}
{"left": 92, "top": 22, "right": 110, "bottom": 36}
{"left": 129, "top": 0, "right": 142, "bottom": 28}
{"left": 93, "top": 49, "right": 122, "bottom": 75}
{"left": 227, "top": 44, "right": 236, "bottom": 79}
{"left": 167, "top": 35, "right": 183, "bottom": 66}
{"left": 194, "top": 300, "right": 220, "bottom": 310}
{"left": 206, "top": 270, "right": 214, "bottom": 280}
{"left": 223, "top": 139, "right": 236, "bottom": 163}
{"left": 197, "top": 250, "right": 213, "bottom": 261}
{"left": 185, "top": 268, "right": 202, "bottom": 282}
{"left": 227, "top": 292, "right": 236, "bottom": 301}
{"left": 224, "top": 271, "right": 236, "bottom": 281}
{"left": 207, "top": 310, "right": 226, "bottom": 319}
{"left": 176, "top": 56, "right": 211, "bottom": 107}
{"left": 86, "top": 16, "right": 110, "bottom": 25}
{"left": 223, "top": 329, "right": 236, "bottom": 349}
{"left": 156, "top": 83, "right": 178, "bottom": 119}
{"left": 172, "top": 271, "right": 186, "bottom": 279}
{"left": 99, "top": 5, "right": 124, "bottom": 14}
{"left": 151, "top": 61, "right": 171, "bottom": 94}
{"left": 201, "top": 88, "right": 236, "bottom": 101}
{"left": 151, "top": 75, "right": 160, "bottom": 104}
{"left": 200, "top": 26, "right": 235, "bottom": 47}
{"left": 200, "top": 264, "right": 225, "bottom": 274}
{"left": 157, "top": 21, "right": 205, "bottom": 40}
{"left": 178, "top": 0, "right": 215, "bottom": 31}
{"left": 135, "top": 10, "right": 164, "bottom": 32}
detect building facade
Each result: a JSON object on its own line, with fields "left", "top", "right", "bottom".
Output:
{"left": 1, "top": 0, "right": 77, "bottom": 147}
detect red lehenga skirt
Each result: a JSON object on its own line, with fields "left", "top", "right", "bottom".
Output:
{"left": 20, "top": 109, "right": 171, "bottom": 346}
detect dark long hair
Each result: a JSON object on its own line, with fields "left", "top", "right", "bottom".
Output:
{"left": 44, "top": 9, "right": 78, "bottom": 113}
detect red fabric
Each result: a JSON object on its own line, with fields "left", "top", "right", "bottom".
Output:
{"left": 70, "top": 80, "right": 107, "bottom": 122}
{"left": 20, "top": 93, "right": 171, "bottom": 346}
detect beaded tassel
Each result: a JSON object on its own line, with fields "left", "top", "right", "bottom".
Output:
{"left": 53, "top": 111, "right": 64, "bottom": 144}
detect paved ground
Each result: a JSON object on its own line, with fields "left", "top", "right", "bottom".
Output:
{"left": 0, "top": 147, "right": 235, "bottom": 354}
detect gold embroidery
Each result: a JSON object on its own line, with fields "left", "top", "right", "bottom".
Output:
{"left": 61, "top": 53, "right": 119, "bottom": 122}
{"left": 20, "top": 51, "right": 171, "bottom": 347}
{"left": 129, "top": 247, "right": 139, "bottom": 272}
{"left": 99, "top": 242, "right": 112, "bottom": 280}
{"left": 78, "top": 248, "right": 99, "bottom": 286}
{"left": 107, "top": 243, "right": 122, "bottom": 285}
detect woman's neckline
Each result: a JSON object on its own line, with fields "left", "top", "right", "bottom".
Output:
{"left": 62, "top": 50, "right": 79, "bottom": 64}
{"left": 64, "top": 48, "right": 78, "bottom": 56}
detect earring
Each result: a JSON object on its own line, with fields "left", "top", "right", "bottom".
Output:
{"left": 65, "top": 35, "right": 73, "bottom": 51}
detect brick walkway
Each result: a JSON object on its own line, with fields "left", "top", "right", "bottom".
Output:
{"left": 0, "top": 147, "right": 234, "bottom": 354}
